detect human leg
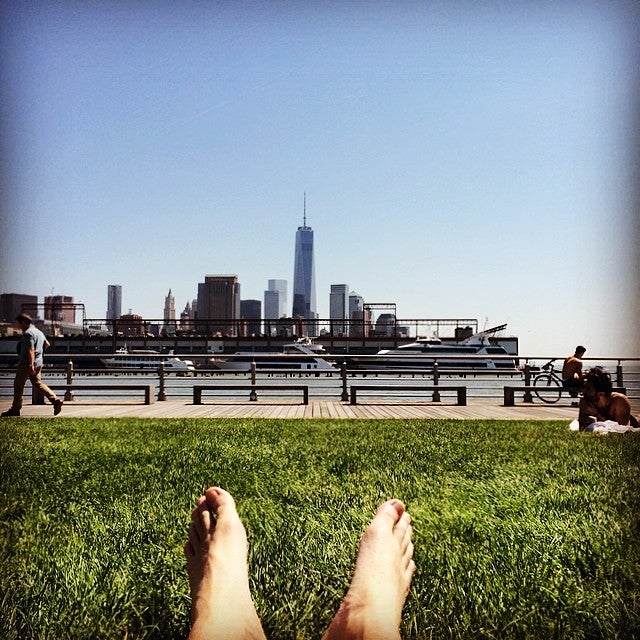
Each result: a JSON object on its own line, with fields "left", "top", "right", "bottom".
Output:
{"left": 11, "top": 365, "right": 30, "bottom": 412}
{"left": 30, "top": 367, "right": 60, "bottom": 404}
{"left": 27, "top": 367, "right": 62, "bottom": 414}
{"left": 562, "top": 377, "right": 583, "bottom": 396}
{"left": 30, "top": 367, "right": 63, "bottom": 414}
{"left": 322, "top": 500, "right": 416, "bottom": 640}
{"left": 184, "top": 487, "right": 266, "bottom": 640}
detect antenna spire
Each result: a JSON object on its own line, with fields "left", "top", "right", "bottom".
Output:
{"left": 303, "top": 192, "right": 307, "bottom": 227}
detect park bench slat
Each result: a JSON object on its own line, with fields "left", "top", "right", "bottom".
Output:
{"left": 193, "top": 384, "right": 309, "bottom": 405}
{"left": 349, "top": 385, "right": 466, "bottom": 406}
{"left": 503, "top": 385, "right": 626, "bottom": 406}
{"left": 46, "top": 384, "right": 155, "bottom": 405}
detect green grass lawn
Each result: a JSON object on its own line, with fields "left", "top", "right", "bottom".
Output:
{"left": 1, "top": 418, "right": 639, "bottom": 639}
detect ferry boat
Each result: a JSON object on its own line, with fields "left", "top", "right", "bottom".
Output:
{"left": 210, "top": 338, "right": 336, "bottom": 372}
{"left": 102, "top": 348, "right": 195, "bottom": 373}
{"left": 351, "top": 325, "right": 518, "bottom": 371}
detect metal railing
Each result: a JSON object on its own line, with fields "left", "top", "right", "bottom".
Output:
{"left": 1, "top": 353, "right": 638, "bottom": 404}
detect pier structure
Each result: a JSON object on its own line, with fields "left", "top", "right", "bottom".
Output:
{"left": 0, "top": 397, "right": 582, "bottom": 420}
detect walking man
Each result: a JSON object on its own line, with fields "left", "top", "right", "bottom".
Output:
{"left": 1, "top": 313, "right": 63, "bottom": 417}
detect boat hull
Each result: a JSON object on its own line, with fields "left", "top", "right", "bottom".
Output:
{"left": 212, "top": 356, "right": 335, "bottom": 372}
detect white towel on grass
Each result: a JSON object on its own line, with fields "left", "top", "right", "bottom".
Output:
{"left": 569, "top": 418, "right": 640, "bottom": 435}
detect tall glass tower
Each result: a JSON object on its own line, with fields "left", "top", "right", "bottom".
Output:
{"left": 292, "top": 195, "right": 317, "bottom": 322}
{"left": 264, "top": 279, "right": 287, "bottom": 320}
{"left": 107, "top": 285, "right": 122, "bottom": 322}
{"left": 330, "top": 284, "right": 349, "bottom": 335}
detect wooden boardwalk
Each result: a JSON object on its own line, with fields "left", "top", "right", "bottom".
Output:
{"left": 1, "top": 398, "right": 579, "bottom": 420}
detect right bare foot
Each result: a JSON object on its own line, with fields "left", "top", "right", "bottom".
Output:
{"left": 322, "top": 499, "right": 416, "bottom": 640}
{"left": 184, "top": 487, "right": 266, "bottom": 640}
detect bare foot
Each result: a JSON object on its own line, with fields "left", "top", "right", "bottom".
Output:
{"left": 184, "top": 487, "right": 266, "bottom": 640}
{"left": 322, "top": 500, "right": 416, "bottom": 640}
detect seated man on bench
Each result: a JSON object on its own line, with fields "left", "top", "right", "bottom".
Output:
{"left": 562, "top": 345, "right": 586, "bottom": 397}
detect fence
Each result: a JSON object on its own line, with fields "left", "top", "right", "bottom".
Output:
{"left": 1, "top": 353, "right": 638, "bottom": 406}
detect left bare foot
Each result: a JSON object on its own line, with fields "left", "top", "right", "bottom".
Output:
{"left": 184, "top": 487, "right": 266, "bottom": 640}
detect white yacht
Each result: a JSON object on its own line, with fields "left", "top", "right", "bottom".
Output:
{"left": 356, "top": 325, "right": 517, "bottom": 371}
{"left": 102, "top": 348, "right": 195, "bottom": 373}
{"left": 211, "top": 339, "right": 336, "bottom": 372}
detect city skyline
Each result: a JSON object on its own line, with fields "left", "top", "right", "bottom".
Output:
{"left": 1, "top": 3, "right": 638, "bottom": 356}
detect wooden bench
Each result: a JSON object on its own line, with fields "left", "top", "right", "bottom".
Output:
{"left": 193, "top": 385, "right": 309, "bottom": 405}
{"left": 349, "top": 385, "right": 467, "bottom": 406}
{"left": 43, "top": 384, "right": 156, "bottom": 405}
{"left": 503, "top": 386, "right": 626, "bottom": 406}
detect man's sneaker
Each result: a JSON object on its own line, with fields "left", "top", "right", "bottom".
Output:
{"left": 1, "top": 408, "right": 20, "bottom": 417}
{"left": 53, "top": 399, "right": 63, "bottom": 416}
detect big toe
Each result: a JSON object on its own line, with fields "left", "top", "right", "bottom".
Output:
{"left": 375, "top": 499, "right": 405, "bottom": 525}
{"left": 205, "top": 486, "right": 239, "bottom": 520}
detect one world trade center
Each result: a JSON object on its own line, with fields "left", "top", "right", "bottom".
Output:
{"left": 292, "top": 195, "right": 317, "bottom": 328}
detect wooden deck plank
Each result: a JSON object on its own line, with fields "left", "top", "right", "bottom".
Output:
{"left": 0, "top": 399, "right": 580, "bottom": 421}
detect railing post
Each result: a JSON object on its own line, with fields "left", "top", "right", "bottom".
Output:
{"left": 523, "top": 363, "right": 533, "bottom": 403}
{"left": 65, "top": 359, "right": 74, "bottom": 401}
{"left": 504, "top": 387, "right": 515, "bottom": 406}
{"left": 158, "top": 362, "right": 166, "bottom": 401}
{"left": 250, "top": 360, "right": 257, "bottom": 401}
{"left": 616, "top": 361, "right": 624, "bottom": 388}
{"left": 340, "top": 361, "right": 348, "bottom": 401}
{"left": 432, "top": 361, "right": 441, "bottom": 402}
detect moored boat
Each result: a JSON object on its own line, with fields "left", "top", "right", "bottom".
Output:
{"left": 349, "top": 325, "right": 518, "bottom": 371}
{"left": 210, "top": 338, "right": 336, "bottom": 372}
{"left": 102, "top": 348, "right": 195, "bottom": 373}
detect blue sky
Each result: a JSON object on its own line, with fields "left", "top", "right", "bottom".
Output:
{"left": 1, "top": 1, "right": 638, "bottom": 356}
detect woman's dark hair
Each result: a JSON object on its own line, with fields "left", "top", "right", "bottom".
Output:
{"left": 584, "top": 366, "right": 612, "bottom": 395}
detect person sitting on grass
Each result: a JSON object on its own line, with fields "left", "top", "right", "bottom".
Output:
{"left": 578, "top": 366, "right": 639, "bottom": 431}
{"left": 184, "top": 486, "right": 416, "bottom": 640}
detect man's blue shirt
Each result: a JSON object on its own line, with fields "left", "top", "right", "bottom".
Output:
{"left": 19, "top": 325, "right": 48, "bottom": 367}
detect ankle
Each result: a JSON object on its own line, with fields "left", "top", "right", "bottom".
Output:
{"left": 325, "top": 595, "right": 400, "bottom": 640}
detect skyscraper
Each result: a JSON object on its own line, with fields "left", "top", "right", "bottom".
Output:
{"left": 292, "top": 195, "right": 316, "bottom": 326}
{"left": 107, "top": 285, "right": 122, "bottom": 322}
{"left": 1, "top": 293, "right": 38, "bottom": 322}
{"left": 348, "top": 291, "right": 369, "bottom": 337}
{"left": 263, "top": 279, "right": 287, "bottom": 337}
{"left": 330, "top": 284, "right": 349, "bottom": 336}
{"left": 264, "top": 279, "right": 287, "bottom": 320}
{"left": 180, "top": 301, "right": 192, "bottom": 329}
{"left": 240, "top": 299, "right": 262, "bottom": 336}
{"left": 197, "top": 275, "right": 241, "bottom": 336}
{"left": 44, "top": 295, "right": 75, "bottom": 324}
{"left": 163, "top": 289, "right": 175, "bottom": 331}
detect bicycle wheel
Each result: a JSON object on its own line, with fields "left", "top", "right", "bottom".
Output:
{"left": 533, "top": 373, "right": 562, "bottom": 403}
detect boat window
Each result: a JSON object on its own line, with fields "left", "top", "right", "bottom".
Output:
{"left": 429, "top": 347, "right": 476, "bottom": 354}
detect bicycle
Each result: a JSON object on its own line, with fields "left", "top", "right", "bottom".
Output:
{"left": 532, "top": 359, "right": 580, "bottom": 404}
